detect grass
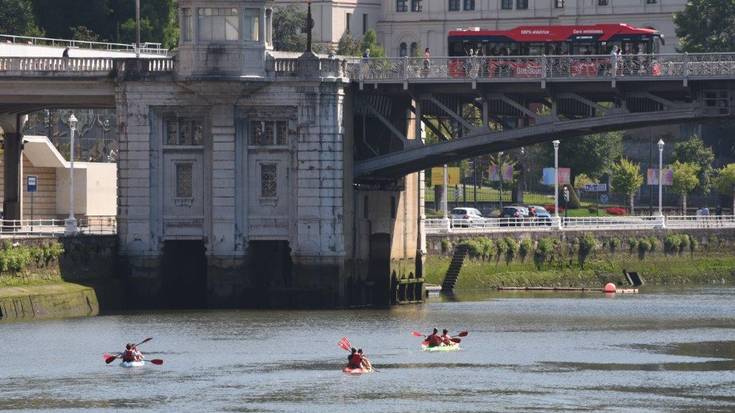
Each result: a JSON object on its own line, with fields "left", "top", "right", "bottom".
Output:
{"left": 425, "top": 185, "right": 552, "bottom": 205}
{"left": 0, "top": 272, "right": 61, "bottom": 288}
{"left": 424, "top": 253, "right": 735, "bottom": 290}
{"left": 0, "top": 281, "right": 91, "bottom": 298}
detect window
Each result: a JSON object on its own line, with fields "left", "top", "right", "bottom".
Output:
{"left": 346, "top": 13, "right": 351, "bottom": 33}
{"left": 598, "top": 0, "right": 608, "bottom": 5}
{"left": 265, "top": 9, "right": 272, "bottom": 44}
{"left": 410, "top": 42, "right": 418, "bottom": 57}
{"left": 646, "top": 0, "right": 656, "bottom": 3}
{"left": 517, "top": 0, "right": 528, "bottom": 9}
{"left": 396, "top": 0, "right": 408, "bottom": 12}
{"left": 463, "top": 0, "right": 475, "bottom": 10}
{"left": 362, "top": 14, "right": 368, "bottom": 35}
{"left": 249, "top": 121, "right": 288, "bottom": 146}
{"left": 198, "top": 8, "right": 239, "bottom": 41}
{"left": 261, "top": 164, "right": 277, "bottom": 198}
{"left": 501, "top": 0, "right": 513, "bottom": 9}
{"left": 175, "top": 163, "right": 193, "bottom": 198}
{"left": 399, "top": 42, "right": 408, "bottom": 57}
{"left": 390, "top": 196, "right": 396, "bottom": 218}
{"left": 555, "top": 0, "right": 565, "bottom": 7}
{"left": 181, "top": 8, "right": 192, "bottom": 42}
{"left": 449, "top": 0, "right": 460, "bottom": 10}
{"left": 243, "top": 9, "right": 260, "bottom": 41}
{"left": 165, "top": 118, "right": 203, "bottom": 146}
{"left": 411, "top": 0, "right": 423, "bottom": 12}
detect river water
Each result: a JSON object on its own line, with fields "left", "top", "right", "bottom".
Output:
{"left": 2, "top": 287, "right": 735, "bottom": 412}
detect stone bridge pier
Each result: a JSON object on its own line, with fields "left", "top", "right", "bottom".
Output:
{"left": 0, "top": 113, "right": 24, "bottom": 220}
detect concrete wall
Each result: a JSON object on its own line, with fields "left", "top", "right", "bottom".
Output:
{"left": 21, "top": 155, "right": 57, "bottom": 218}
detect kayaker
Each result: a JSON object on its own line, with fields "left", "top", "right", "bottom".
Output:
{"left": 132, "top": 345, "right": 144, "bottom": 362}
{"left": 357, "top": 349, "right": 373, "bottom": 371}
{"left": 426, "top": 328, "right": 442, "bottom": 347}
{"left": 122, "top": 344, "right": 135, "bottom": 363}
{"left": 440, "top": 329, "right": 453, "bottom": 345}
{"left": 347, "top": 347, "right": 357, "bottom": 364}
{"left": 348, "top": 349, "right": 363, "bottom": 369}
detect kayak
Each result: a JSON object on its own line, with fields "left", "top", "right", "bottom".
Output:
{"left": 343, "top": 366, "right": 373, "bottom": 374}
{"left": 120, "top": 360, "right": 145, "bottom": 368}
{"left": 421, "top": 341, "right": 460, "bottom": 352}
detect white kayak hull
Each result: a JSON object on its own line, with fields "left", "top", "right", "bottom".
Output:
{"left": 120, "top": 360, "right": 145, "bottom": 368}
{"left": 421, "top": 342, "right": 460, "bottom": 352}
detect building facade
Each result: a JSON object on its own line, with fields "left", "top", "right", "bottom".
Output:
{"left": 276, "top": 0, "right": 686, "bottom": 55}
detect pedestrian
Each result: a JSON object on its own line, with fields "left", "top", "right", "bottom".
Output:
{"left": 62, "top": 47, "right": 70, "bottom": 58}
{"left": 610, "top": 45, "right": 619, "bottom": 77}
{"left": 423, "top": 47, "right": 431, "bottom": 76}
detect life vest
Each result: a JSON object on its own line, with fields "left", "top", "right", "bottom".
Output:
{"left": 428, "top": 335, "right": 443, "bottom": 347}
{"left": 122, "top": 349, "right": 135, "bottom": 362}
{"left": 349, "top": 354, "right": 363, "bottom": 369}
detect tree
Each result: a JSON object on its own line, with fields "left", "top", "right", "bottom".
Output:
{"left": 671, "top": 161, "right": 700, "bottom": 214}
{"left": 0, "top": 0, "right": 43, "bottom": 36}
{"left": 337, "top": 31, "right": 361, "bottom": 56}
{"left": 273, "top": 5, "right": 307, "bottom": 52}
{"left": 541, "top": 131, "right": 623, "bottom": 186}
{"left": 361, "top": 29, "right": 385, "bottom": 57}
{"left": 673, "top": 136, "right": 715, "bottom": 193}
{"left": 611, "top": 158, "right": 644, "bottom": 213}
{"left": 674, "top": 0, "right": 735, "bottom": 52}
{"left": 70, "top": 26, "right": 100, "bottom": 42}
{"left": 715, "top": 163, "right": 735, "bottom": 213}
{"left": 573, "top": 173, "right": 595, "bottom": 191}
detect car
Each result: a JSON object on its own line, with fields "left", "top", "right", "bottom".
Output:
{"left": 450, "top": 207, "right": 483, "bottom": 227}
{"left": 500, "top": 206, "right": 529, "bottom": 226}
{"left": 528, "top": 205, "right": 552, "bottom": 226}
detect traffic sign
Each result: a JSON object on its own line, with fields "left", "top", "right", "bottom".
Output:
{"left": 583, "top": 183, "right": 607, "bottom": 192}
{"left": 599, "top": 194, "right": 609, "bottom": 204}
{"left": 26, "top": 175, "right": 37, "bottom": 193}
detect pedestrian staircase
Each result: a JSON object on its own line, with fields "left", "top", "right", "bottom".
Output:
{"left": 441, "top": 244, "right": 469, "bottom": 292}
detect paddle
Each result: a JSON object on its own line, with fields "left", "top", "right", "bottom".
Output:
{"left": 412, "top": 330, "right": 468, "bottom": 338}
{"left": 104, "top": 337, "right": 155, "bottom": 364}
{"left": 337, "top": 337, "right": 376, "bottom": 372}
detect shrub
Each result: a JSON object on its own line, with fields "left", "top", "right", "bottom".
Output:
{"left": 707, "top": 235, "right": 720, "bottom": 250}
{"left": 534, "top": 237, "right": 557, "bottom": 269}
{"left": 459, "top": 240, "right": 483, "bottom": 259}
{"left": 606, "top": 207, "right": 627, "bottom": 216}
{"left": 688, "top": 235, "right": 698, "bottom": 254}
{"left": 503, "top": 237, "right": 519, "bottom": 264}
{"left": 664, "top": 235, "right": 681, "bottom": 254}
{"left": 637, "top": 239, "right": 651, "bottom": 259}
{"left": 440, "top": 239, "right": 450, "bottom": 254}
{"left": 627, "top": 238, "right": 638, "bottom": 254}
{"left": 479, "top": 238, "right": 496, "bottom": 261}
{"left": 578, "top": 233, "right": 598, "bottom": 268}
{"left": 608, "top": 237, "right": 621, "bottom": 254}
{"left": 678, "top": 234, "right": 690, "bottom": 255}
{"left": 495, "top": 237, "right": 508, "bottom": 262}
{"left": 647, "top": 236, "right": 658, "bottom": 253}
{"left": 519, "top": 238, "right": 533, "bottom": 262}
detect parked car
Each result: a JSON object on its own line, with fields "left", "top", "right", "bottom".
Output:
{"left": 528, "top": 205, "right": 553, "bottom": 226}
{"left": 500, "top": 206, "right": 529, "bottom": 226}
{"left": 450, "top": 207, "right": 483, "bottom": 227}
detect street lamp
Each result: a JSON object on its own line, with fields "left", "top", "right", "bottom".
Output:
{"left": 65, "top": 113, "right": 78, "bottom": 236}
{"left": 498, "top": 151, "right": 504, "bottom": 210}
{"left": 657, "top": 139, "right": 664, "bottom": 216}
{"left": 552, "top": 140, "right": 560, "bottom": 219}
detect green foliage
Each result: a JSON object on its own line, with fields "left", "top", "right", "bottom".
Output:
{"left": 70, "top": 25, "right": 100, "bottom": 42}
{"left": 648, "top": 236, "right": 658, "bottom": 253}
{"left": 573, "top": 173, "right": 595, "bottom": 190}
{"left": 673, "top": 137, "right": 714, "bottom": 193}
{"left": 0, "top": 0, "right": 43, "bottom": 36}
{"left": 627, "top": 237, "right": 638, "bottom": 254}
{"left": 679, "top": 234, "right": 690, "bottom": 254}
{"left": 361, "top": 29, "right": 385, "bottom": 57}
{"left": 672, "top": 161, "right": 700, "bottom": 196}
{"left": 664, "top": 235, "right": 682, "bottom": 254}
{"left": 608, "top": 237, "right": 621, "bottom": 254}
{"left": 611, "top": 158, "right": 644, "bottom": 212}
{"left": 440, "top": 239, "right": 450, "bottom": 254}
{"left": 534, "top": 237, "right": 557, "bottom": 269}
{"left": 337, "top": 31, "right": 361, "bottom": 56}
{"left": 0, "top": 241, "right": 62, "bottom": 273}
{"left": 714, "top": 164, "right": 735, "bottom": 195}
{"left": 519, "top": 238, "right": 533, "bottom": 262}
{"left": 480, "top": 238, "right": 496, "bottom": 261}
{"left": 273, "top": 5, "right": 307, "bottom": 52}
{"left": 459, "top": 239, "right": 483, "bottom": 259}
{"left": 577, "top": 233, "right": 598, "bottom": 268}
{"left": 542, "top": 132, "right": 623, "bottom": 184}
{"left": 637, "top": 239, "right": 651, "bottom": 259}
{"left": 688, "top": 235, "right": 698, "bottom": 253}
{"left": 503, "top": 237, "right": 519, "bottom": 264}
{"left": 675, "top": 0, "right": 735, "bottom": 52}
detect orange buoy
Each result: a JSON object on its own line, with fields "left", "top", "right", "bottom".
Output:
{"left": 603, "top": 283, "right": 616, "bottom": 293}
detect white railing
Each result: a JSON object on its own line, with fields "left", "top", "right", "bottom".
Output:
{"left": 425, "top": 215, "right": 735, "bottom": 234}
{"left": 0, "top": 57, "right": 174, "bottom": 76}
{"left": 348, "top": 53, "right": 735, "bottom": 83}
{"left": 0, "top": 217, "right": 116, "bottom": 237}
{"left": 1, "top": 33, "right": 168, "bottom": 56}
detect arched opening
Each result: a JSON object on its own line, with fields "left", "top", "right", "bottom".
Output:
{"left": 410, "top": 42, "right": 418, "bottom": 57}
{"left": 399, "top": 42, "right": 407, "bottom": 57}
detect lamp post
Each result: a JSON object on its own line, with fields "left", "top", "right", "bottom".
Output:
{"left": 65, "top": 113, "right": 78, "bottom": 236}
{"left": 498, "top": 151, "right": 504, "bottom": 210}
{"left": 658, "top": 139, "right": 664, "bottom": 217}
{"left": 552, "top": 140, "right": 560, "bottom": 219}
{"left": 135, "top": 0, "right": 141, "bottom": 59}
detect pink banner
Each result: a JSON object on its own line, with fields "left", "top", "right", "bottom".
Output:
{"left": 489, "top": 164, "right": 514, "bottom": 181}
{"left": 647, "top": 168, "right": 673, "bottom": 186}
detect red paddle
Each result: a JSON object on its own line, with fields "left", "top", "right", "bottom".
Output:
{"left": 412, "top": 330, "right": 468, "bottom": 338}
{"left": 149, "top": 359, "right": 164, "bottom": 365}
{"left": 337, "top": 337, "right": 352, "bottom": 352}
{"left": 104, "top": 338, "right": 155, "bottom": 364}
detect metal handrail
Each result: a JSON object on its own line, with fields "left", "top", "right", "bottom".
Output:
{"left": 0, "top": 33, "right": 168, "bottom": 55}
{"left": 425, "top": 215, "right": 735, "bottom": 234}
{"left": 0, "top": 217, "right": 117, "bottom": 237}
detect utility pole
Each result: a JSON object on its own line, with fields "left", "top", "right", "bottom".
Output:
{"left": 135, "top": 0, "right": 141, "bottom": 59}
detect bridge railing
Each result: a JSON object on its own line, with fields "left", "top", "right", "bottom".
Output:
{"left": 425, "top": 215, "right": 735, "bottom": 234}
{"left": 349, "top": 53, "right": 735, "bottom": 82}
{"left": 1, "top": 33, "right": 168, "bottom": 56}
{"left": 0, "top": 217, "right": 117, "bottom": 237}
{"left": 0, "top": 57, "right": 114, "bottom": 73}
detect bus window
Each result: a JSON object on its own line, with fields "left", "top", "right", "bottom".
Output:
{"left": 529, "top": 43, "right": 545, "bottom": 55}
{"left": 652, "top": 38, "right": 660, "bottom": 53}
{"left": 449, "top": 41, "right": 464, "bottom": 56}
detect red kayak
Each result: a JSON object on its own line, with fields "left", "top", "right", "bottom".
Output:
{"left": 343, "top": 366, "right": 373, "bottom": 374}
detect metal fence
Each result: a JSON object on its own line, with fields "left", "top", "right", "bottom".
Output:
{"left": 0, "top": 33, "right": 168, "bottom": 56}
{"left": 425, "top": 215, "right": 735, "bottom": 234}
{"left": 349, "top": 53, "right": 735, "bottom": 83}
{"left": 0, "top": 216, "right": 116, "bottom": 237}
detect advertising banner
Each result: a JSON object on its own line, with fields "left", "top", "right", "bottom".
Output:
{"left": 431, "top": 167, "right": 460, "bottom": 186}
{"left": 542, "top": 167, "right": 571, "bottom": 185}
{"left": 489, "top": 164, "right": 514, "bottom": 181}
{"left": 647, "top": 168, "right": 673, "bottom": 186}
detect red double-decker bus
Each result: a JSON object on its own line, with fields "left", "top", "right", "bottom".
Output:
{"left": 446, "top": 23, "right": 664, "bottom": 78}
{"left": 448, "top": 23, "right": 663, "bottom": 57}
